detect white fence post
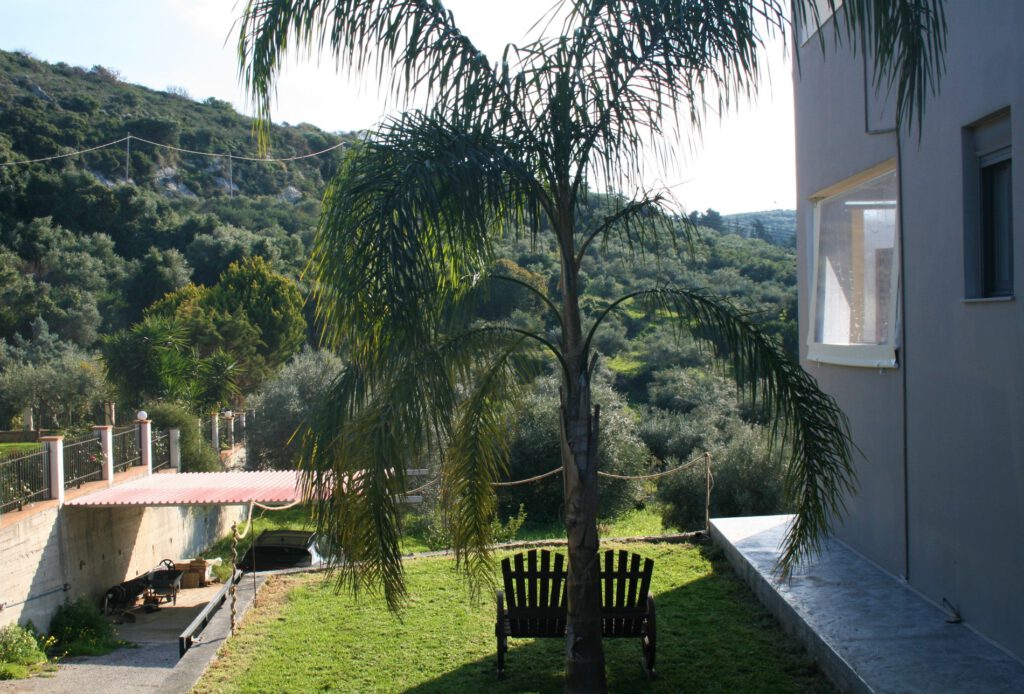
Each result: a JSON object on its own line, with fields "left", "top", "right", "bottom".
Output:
{"left": 93, "top": 425, "right": 114, "bottom": 486}
{"left": 40, "top": 435, "right": 65, "bottom": 506}
{"left": 169, "top": 428, "right": 181, "bottom": 472}
{"left": 211, "top": 413, "right": 220, "bottom": 450}
{"left": 140, "top": 419, "right": 153, "bottom": 475}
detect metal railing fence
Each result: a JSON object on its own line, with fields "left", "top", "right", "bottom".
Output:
{"left": 112, "top": 425, "right": 142, "bottom": 473}
{"left": 63, "top": 433, "right": 105, "bottom": 488}
{"left": 152, "top": 430, "right": 171, "bottom": 472}
{"left": 0, "top": 446, "right": 50, "bottom": 513}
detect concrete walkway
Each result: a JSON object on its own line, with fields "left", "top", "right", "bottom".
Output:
{"left": 711, "top": 515, "right": 1024, "bottom": 694}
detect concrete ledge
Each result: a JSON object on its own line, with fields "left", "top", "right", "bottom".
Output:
{"left": 711, "top": 515, "right": 1024, "bottom": 694}
{"left": 158, "top": 575, "right": 266, "bottom": 694}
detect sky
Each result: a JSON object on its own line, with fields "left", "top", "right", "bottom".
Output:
{"left": 0, "top": 0, "right": 796, "bottom": 215}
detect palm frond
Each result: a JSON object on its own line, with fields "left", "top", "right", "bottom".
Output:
{"left": 238, "top": 0, "right": 499, "bottom": 147}
{"left": 574, "top": 190, "right": 688, "bottom": 269}
{"left": 545, "top": 0, "right": 782, "bottom": 189}
{"left": 299, "top": 355, "right": 452, "bottom": 609}
{"left": 597, "top": 287, "right": 856, "bottom": 574}
{"left": 311, "top": 111, "right": 545, "bottom": 364}
{"left": 793, "top": 0, "right": 946, "bottom": 131}
{"left": 443, "top": 339, "right": 536, "bottom": 596}
{"left": 298, "top": 326, "right": 545, "bottom": 609}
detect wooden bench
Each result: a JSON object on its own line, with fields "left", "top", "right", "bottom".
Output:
{"left": 495, "top": 548, "right": 656, "bottom": 679}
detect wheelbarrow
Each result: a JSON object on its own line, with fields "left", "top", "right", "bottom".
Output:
{"left": 145, "top": 559, "right": 184, "bottom": 606}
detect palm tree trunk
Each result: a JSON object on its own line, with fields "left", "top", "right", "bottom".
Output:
{"left": 561, "top": 381, "right": 606, "bottom": 693}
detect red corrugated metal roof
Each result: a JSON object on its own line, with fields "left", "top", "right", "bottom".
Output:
{"left": 63, "top": 471, "right": 304, "bottom": 507}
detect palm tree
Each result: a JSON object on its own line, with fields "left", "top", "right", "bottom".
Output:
{"left": 238, "top": 1, "right": 945, "bottom": 690}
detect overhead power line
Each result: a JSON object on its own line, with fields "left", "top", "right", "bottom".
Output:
{"left": 0, "top": 133, "right": 348, "bottom": 169}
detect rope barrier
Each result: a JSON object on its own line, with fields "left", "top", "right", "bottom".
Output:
{"left": 229, "top": 500, "right": 255, "bottom": 633}
{"left": 252, "top": 498, "right": 304, "bottom": 511}
{"left": 490, "top": 466, "right": 563, "bottom": 487}
{"left": 405, "top": 477, "right": 441, "bottom": 495}
{"left": 404, "top": 450, "right": 715, "bottom": 494}
{"left": 596, "top": 451, "right": 709, "bottom": 481}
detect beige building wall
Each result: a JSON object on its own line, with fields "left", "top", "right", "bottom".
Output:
{"left": 0, "top": 503, "right": 245, "bottom": 631}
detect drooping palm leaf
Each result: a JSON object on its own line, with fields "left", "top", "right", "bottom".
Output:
{"left": 794, "top": 0, "right": 946, "bottom": 130}
{"left": 587, "top": 287, "right": 855, "bottom": 572}
{"left": 311, "top": 110, "right": 547, "bottom": 363}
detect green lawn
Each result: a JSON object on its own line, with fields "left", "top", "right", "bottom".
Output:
{"left": 0, "top": 442, "right": 42, "bottom": 457}
{"left": 207, "top": 506, "right": 678, "bottom": 563}
{"left": 513, "top": 506, "right": 679, "bottom": 544}
{"left": 195, "top": 541, "right": 832, "bottom": 693}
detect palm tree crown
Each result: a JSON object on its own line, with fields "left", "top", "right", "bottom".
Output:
{"left": 238, "top": 1, "right": 945, "bottom": 690}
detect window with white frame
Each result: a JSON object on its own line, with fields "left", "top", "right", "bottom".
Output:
{"left": 807, "top": 164, "right": 900, "bottom": 367}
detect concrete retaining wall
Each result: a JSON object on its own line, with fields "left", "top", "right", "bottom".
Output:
{"left": 0, "top": 503, "right": 246, "bottom": 631}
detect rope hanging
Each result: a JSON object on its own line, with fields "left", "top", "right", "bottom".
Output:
{"left": 229, "top": 500, "right": 255, "bottom": 633}
{"left": 491, "top": 466, "right": 564, "bottom": 487}
{"left": 228, "top": 498, "right": 307, "bottom": 632}
{"left": 596, "top": 451, "right": 709, "bottom": 481}
{"left": 402, "top": 451, "right": 714, "bottom": 495}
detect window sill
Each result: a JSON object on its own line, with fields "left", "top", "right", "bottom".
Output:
{"left": 962, "top": 295, "right": 1014, "bottom": 304}
{"left": 806, "top": 344, "right": 899, "bottom": 369}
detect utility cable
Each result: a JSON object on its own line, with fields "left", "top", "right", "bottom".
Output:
{"left": 0, "top": 133, "right": 347, "bottom": 168}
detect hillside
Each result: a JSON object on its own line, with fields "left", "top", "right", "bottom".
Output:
{"left": 0, "top": 49, "right": 352, "bottom": 199}
{"left": 0, "top": 49, "right": 798, "bottom": 441}
{"left": 0, "top": 48, "right": 360, "bottom": 350}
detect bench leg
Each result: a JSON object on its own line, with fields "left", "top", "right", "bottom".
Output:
{"left": 496, "top": 590, "right": 507, "bottom": 679}
{"left": 642, "top": 593, "right": 656, "bottom": 679}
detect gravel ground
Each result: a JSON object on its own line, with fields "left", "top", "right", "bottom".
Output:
{"left": 0, "top": 641, "right": 180, "bottom": 693}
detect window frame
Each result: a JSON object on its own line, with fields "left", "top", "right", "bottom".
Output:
{"left": 980, "top": 153, "right": 1012, "bottom": 297}
{"left": 806, "top": 160, "right": 901, "bottom": 369}
{"left": 964, "top": 109, "right": 1013, "bottom": 300}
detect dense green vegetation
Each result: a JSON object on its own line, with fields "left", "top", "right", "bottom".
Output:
{"left": 0, "top": 48, "right": 351, "bottom": 425}
{"left": 47, "top": 597, "right": 124, "bottom": 657}
{"left": 196, "top": 541, "right": 833, "bottom": 693}
{"left": 0, "top": 48, "right": 798, "bottom": 532}
{"left": 0, "top": 623, "right": 49, "bottom": 680}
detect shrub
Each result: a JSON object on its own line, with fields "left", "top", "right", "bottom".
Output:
{"left": 410, "top": 500, "right": 528, "bottom": 551}
{"left": 48, "top": 597, "right": 121, "bottom": 657}
{"left": 497, "top": 377, "right": 648, "bottom": 523}
{"left": 147, "top": 401, "right": 220, "bottom": 472}
{"left": 0, "top": 624, "right": 46, "bottom": 667}
{"left": 247, "top": 348, "right": 344, "bottom": 470}
{"left": 656, "top": 421, "right": 786, "bottom": 531}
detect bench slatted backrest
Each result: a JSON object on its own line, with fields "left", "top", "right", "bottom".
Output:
{"left": 600, "top": 549, "right": 653, "bottom": 637}
{"left": 501, "top": 549, "right": 566, "bottom": 637}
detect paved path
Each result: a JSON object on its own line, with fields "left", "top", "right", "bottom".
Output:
{"left": 712, "top": 515, "right": 1024, "bottom": 694}
{"left": 0, "top": 581, "right": 263, "bottom": 694}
